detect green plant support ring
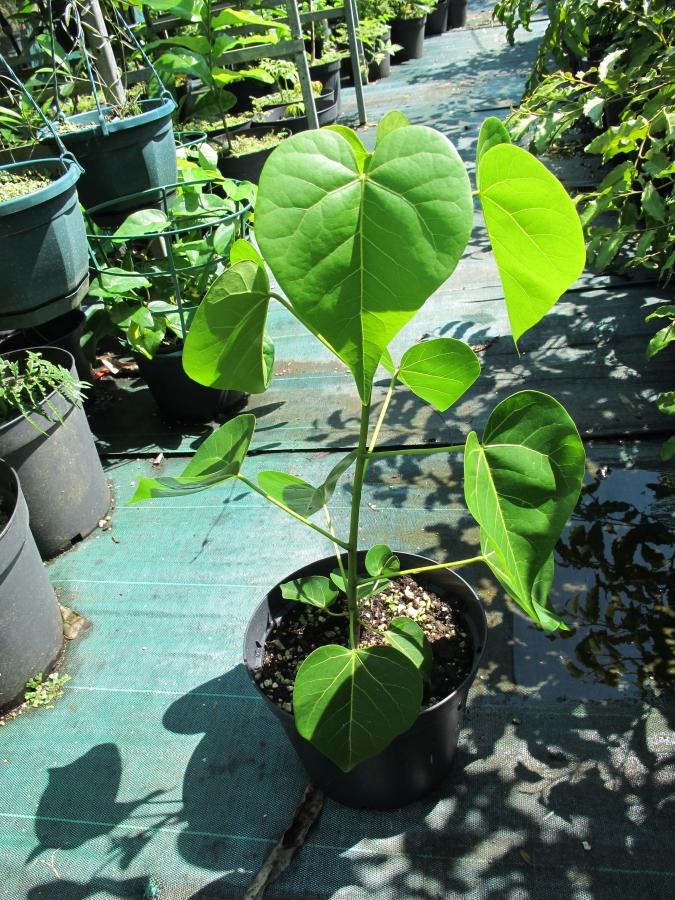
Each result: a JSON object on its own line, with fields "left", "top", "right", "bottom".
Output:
{"left": 43, "top": 97, "right": 178, "bottom": 216}
{"left": 0, "top": 157, "right": 89, "bottom": 330}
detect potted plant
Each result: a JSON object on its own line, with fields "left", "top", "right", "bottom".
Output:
{"left": 130, "top": 113, "right": 586, "bottom": 808}
{"left": 390, "top": 2, "right": 431, "bottom": 62}
{"left": 0, "top": 158, "right": 89, "bottom": 330}
{"left": 0, "top": 347, "right": 109, "bottom": 559}
{"left": 85, "top": 165, "right": 256, "bottom": 421}
{"left": 426, "top": 0, "right": 449, "bottom": 35}
{"left": 0, "top": 458, "right": 63, "bottom": 712}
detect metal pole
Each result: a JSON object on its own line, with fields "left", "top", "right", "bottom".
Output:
{"left": 343, "top": 0, "right": 367, "bottom": 125}
{"left": 80, "top": 0, "right": 125, "bottom": 106}
{"left": 286, "top": 0, "right": 319, "bottom": 130}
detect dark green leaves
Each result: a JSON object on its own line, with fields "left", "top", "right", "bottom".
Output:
{"left": 255, "top": 120, "right": 473, "bottom": 401}
{"left": 464, "top": 391, "right": 585, "bottom": 630}
{"left": 478, "top": 143, "right": 586, "bottom": 343}
{"left": 257, "top": 452, "right": 357, "bottom": 518}
{"left": 397, "top": 339, "right": 480, "bottom": 412}
{"left": 129, "top": 414, "right": 255, "bottom": 503}
{"left": 182, "top": 245, "right": 273, "bottom": 394}
{"left": 293, "top": 644, "right": 422, "bottom": 771}
{"left": 281, "top": 576, "right": 339, "bottom": 609}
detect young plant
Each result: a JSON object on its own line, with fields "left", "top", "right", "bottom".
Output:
{"left": 130, "top": 113, "right": 587, "bottom": 772}
{"left": 24, "top": 672, "right": 71, "bottom": 710}
{"left": 0, "top": 350, "right": 87, "bottom": 431}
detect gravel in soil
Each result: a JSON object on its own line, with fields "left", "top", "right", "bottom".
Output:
{"left": 256, "top": 575, "right": 474, "bottom": 713}
{"left": 0, "top": 170, "right": 52, "bottom": 202}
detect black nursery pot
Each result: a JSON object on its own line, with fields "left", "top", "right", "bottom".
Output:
{"left": 0, "top": 310, "right": 93, "bottom": 383}
{"left": 216, "top": 127, "right": 282, "bottom": 183}
{"left": 309, "top": 58, "right": 342, "bottom": 115}
{"left": 134, "top": 346, "right": 244, "bottom": 423}
{"left": 447, "top": 0, "right": 468, "bottom": 29}
{"left": 244, "top": 551, "right": 487, "bottom": 809}
{"left": 255, "top": 93, "right": 339, "bottom": 133}
{"left": 391, "top": 16, "right": 427, "bottom": 63}
{"left": 426, "top": 0, "right": 449, "bottom": 35}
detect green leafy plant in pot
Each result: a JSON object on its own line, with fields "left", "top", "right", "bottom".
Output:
{"left": 129, "top": 112, "right": 587, "bottom": 807}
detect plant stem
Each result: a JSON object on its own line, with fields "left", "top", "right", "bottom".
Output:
{"left": 324, "top": 504, "right": 347, "bottom": 583}
{"left": 357, "top": 554, "right": 489, "bottom": 588}
{"left": 237, "top": 475, "right": 349, "bottom": 549}
{"left": 346, "top": 400, "right": 371, "bottom": 649}
{"left": 368, "top": 443, "right": 465, "bottom": 459}
{"left": 367, "top": 370, "right": 398, "bottom": 454}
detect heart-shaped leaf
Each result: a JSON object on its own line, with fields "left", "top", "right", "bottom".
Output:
{"left": 280, "top": 575, "right": 339, "bottom": 608}
{"left": 464, "top": 391, "right": 584, "bottom": 626}
{"left": 258, "top": 451, "right": 357, "bottom": 518}
{"left": 384, "top": 617, "right": 433, "bottom": 680}
{"left": 365, "top": 544, "right": 401, "bottom": 577}
{"left": 255, "top": 122, "right": 473, "bottom": 401}
{"left": 182, "top": 257, "right": 273, "bottom": 393}
{"left": 478, "top": 143, "right": 586, "bottom": 342}
{"left": 293, "top": 644, "right": 422, "bottom": 771}
{"left": 114, "top": 208, "right": 169, "bottom": 238}
{"left": 129, "top": 414, "right": 255, "bottom": 503}
{"left": 398, "top": 338, "right": 480, "bottom": 412}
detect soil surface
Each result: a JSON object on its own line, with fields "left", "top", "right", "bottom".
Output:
{"left": 256, "top": 575, "right": 474, "bottom": 713}
{"left": 0, "top": 169, "right": 51, "bottom": 202}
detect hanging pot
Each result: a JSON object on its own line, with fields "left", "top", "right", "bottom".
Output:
{"left": 391, "top": 16, "right": 427, "bottom": 63}
{"left": 0, "top": 460, "right": 63, "bottom": 712}
{"left": 0, "top": 157, "right": 89, "bottom": 330}
{"left": 133, "top": 345, "right": 245, "bottom": 423}
{"left": 426, "top": 0, "right": 449, "bottom": 35}
{"left": 43, "top": 96, "right": 177, "bottom": 217}
{"left": 244, "top": 551, "right": 487, "bottom": 809}
{"left": 0, "top": 346, "right": 110, "bottom": 559}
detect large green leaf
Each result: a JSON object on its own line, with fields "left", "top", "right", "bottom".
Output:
{"left": 478, "top": 143, "right": 586, "bottom": 342}
{"left": 257, "top": 451, "right": 357, "bottom": 517}
{"left": 397, "top": 338, "right": 480, "bottom": 412}
{"left": 464, "top": 391, "right": 584, "bottom": 627}
{"left": 182, "top": 257, "right": 273, "bottom": 393}
{"left": 280, "top": 576, "right": 339, "bottom": 609}
{"left": 129, "top": 414, "right": 255, "bottom": 503}
{"left": 293, "top": 644, "right": 422, "bottom": 771}
{"left": 255, "top": 121, "right": 473, "bottom": 401}
{"left": 384, "top": 617, "right": 433, "bottom": 680}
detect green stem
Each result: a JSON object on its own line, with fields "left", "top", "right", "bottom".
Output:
{"left": 324, "top": 504, "right": 347, "bottom": 584}
{"left": 237, "top": 475, "right": 349, "bottom": 550}
{"left": 368, "top": 443, "right": 465, "bottom": 459}
{"left": 346, "top": 400, "right": 371, "bottom": 649}
{"left": 367, "top": 370, "right": 398, "bottom": 454}
{"left": 357, "top": 554, "right": 489, "bottom": 588}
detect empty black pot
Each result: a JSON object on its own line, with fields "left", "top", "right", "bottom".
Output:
{"left": 391, "top": 16, "right": 427, "bottom": 63}
{"left": 134, "top": 346, "right": 244, "bottom": 422}
{"left": 244, "top": 551, "right": 487, "bottom": 809}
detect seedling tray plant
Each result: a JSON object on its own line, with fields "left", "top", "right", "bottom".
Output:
{"left": 131, "top": 112, "right": 587, "bottom": 807}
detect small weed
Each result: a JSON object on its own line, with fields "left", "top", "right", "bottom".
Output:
{"left": 24, "top": 672, "right": 70, "bottom": 709}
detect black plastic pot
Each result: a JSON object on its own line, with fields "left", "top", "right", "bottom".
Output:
{"left": 0, "top": 310, "right": 93, "bottom": 383}
{"left": 43, "top": 97, "right": 177, "bottom": 215}
{"left": 134, "top": 346, "right": 245, "bottom": 423}
{"left": 0, "top": 157, "right": 89, "bottom": 330}
{"left": 426, "top": 0, "right": 449, "bottom": 35}
{"left": 216, "top": 127, "right": 284, "bottom": 183}
{"left": 255, "top": 93, "right": 339, "bottom": 133}
{"left": 244, "top": 551, "right": 487, "bottom": 809}
{"left": 0, "top": 461, "right": 63, "bottom": 712}
{"left": 447, "top": 0, "right": 467, "bottom": 29}
{"left": 309, "top": 58, "right": 342, "bottom": 115}
{"left": 391, "top": 16, "right": 427, "bottom": 63}
{"left": 368, "top": 53, "right": 391, "bottom": 82}
{"left": 0, "top": 346, "right": 110, "bottom": 559}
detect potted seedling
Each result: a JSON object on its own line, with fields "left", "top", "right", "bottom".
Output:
{"left": 130, "top": 113, "right": 586, "bottom": 808}
{"left": 0, "top": 458, "right": 63, "bottom": 711}
{"left": 0, "top": 347, "right": 109, "bottom": 559}
{"left": 390, "top": 2, "right": 431, "bottom": 62}
{"left": 0, "top": 158, "right": 89, "bottom": 330}
{"left": 85, "top": 163, "right": 255, "bottom": 421}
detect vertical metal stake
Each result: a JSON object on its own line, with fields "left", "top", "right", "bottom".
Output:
{"left": 286, "top": 0, "right": 319, "bottom": 130}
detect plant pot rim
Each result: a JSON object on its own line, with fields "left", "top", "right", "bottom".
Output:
{"left": 43, "top": 96, "right": 177, "bottom": 144}
{"left": 0, "top": 157, "right": 79, "bottom": 216}
{"left": 244, "top": 549, "right": 487, "bottom": 722}
{"left": 0, "top": 345, "right": 76, "bottom": 437}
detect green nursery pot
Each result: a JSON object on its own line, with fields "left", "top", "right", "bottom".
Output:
{"left": 0, "top": 157, "right": 89, "bottom": 331}
{"left": 44, "top": 97, "right": 177, "bottom": 216}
